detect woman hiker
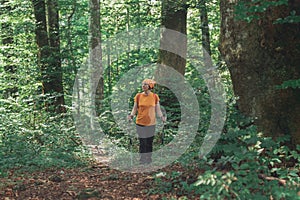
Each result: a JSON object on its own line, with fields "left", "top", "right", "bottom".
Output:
{"left": 127, "top": 79, "right": 166, "bottom": 165}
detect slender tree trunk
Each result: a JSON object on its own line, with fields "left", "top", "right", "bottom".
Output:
{"left": 137, "top": 1, "right": 141, "bottom": 52}
{"left": 107, "top": 41, "right": 112, "bottom": 95}
{"left": 158, "top": 0, "right": 188, "bottom": 76}
{"left": 31, "top": 0, "right": 65, "bottom": 113}
{"left": 219, "top": 0, "right": 300, "bottom": 145}
{"left": 199, "top": 0, "right": 214, "bottom": 72}
{"left": 89, "top": 0, "right": 103, "bottom": 115}
{"left": 126, "top": 7, "right": 131, "bottom": 68}
{"left": 199, "top": 0, "right": 211, "bottom": 56}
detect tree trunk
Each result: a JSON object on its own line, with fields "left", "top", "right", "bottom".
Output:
{"left": 46, "top": 0, "right": 65, "bottom": 112}
{"left": 89, "top": 0, "right": 103, "bottom": 115}
{"left": 219, "top": 0, "right": 300, "bottom": 145}
{"left": 199, "top": 0, "right": 214, "bottom": 72}
{"left": 199, "top": 0, "right": 211, "bottom": 56}
{"left": 155, "top": 0, "right": 188, "bottom": 126}
{"left": 158, "top": 0, "right": 188, "bottom": 76}
{"left": 31, "top": 0, "right": 65, "bottom": 113}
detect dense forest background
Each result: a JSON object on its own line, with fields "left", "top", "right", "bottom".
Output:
{"left": 0, "top": 0, "right": 299, "bottom": 199}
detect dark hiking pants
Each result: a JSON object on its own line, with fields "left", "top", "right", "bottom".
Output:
{"left": 136, "top": 124, "right": 155, "bottom": 164}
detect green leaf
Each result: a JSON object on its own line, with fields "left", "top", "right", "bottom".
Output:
{"left": 276, "top": 79, "right": 300, "bottom": 89}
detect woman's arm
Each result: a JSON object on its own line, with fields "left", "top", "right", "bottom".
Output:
{"left": 128, "top": 102, "right": 138, "bottom": 120}
{"left": 155, "top": 102, "right": 166, "bottom": 122}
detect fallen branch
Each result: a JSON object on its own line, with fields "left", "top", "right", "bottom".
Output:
{"left": 258, "top": 174, "right": 287, "bottom": 186}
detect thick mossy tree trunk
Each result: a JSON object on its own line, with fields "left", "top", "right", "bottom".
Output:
{"left": 219, "top": 0, "right": 300, "bottom": 145}
{"left": 32, "top": 0, "right": 65, "bottom": 113}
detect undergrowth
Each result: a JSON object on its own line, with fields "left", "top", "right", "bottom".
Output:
{"left": 0, "top": 97, "right": 91, "bottom": 177}
{"left": 1, "top": 88, "right": 299, "bottom": 199}
{"left": 150, "top": 110, "right": 300, "bottom": 199}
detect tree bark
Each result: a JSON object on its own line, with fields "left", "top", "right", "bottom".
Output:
{"left": 199, "top": 0, "right": 211, "bottom": 56}
{"left": 219, "top": 0, "right": 300, "bottom": 145}
{"left": 46, "top": 0, "right": 65, "bottom": 112}
{"left": 31, "top": 0, "right": 65, "bottom": 113}
{"left": 89, "top": 0, "right": 103, "bottom": 115}
{"left": 158, "top": 0, "right": 188, "bottom": 76}
{"left": 199, "top": 0, "right": 214, "bottom": 72}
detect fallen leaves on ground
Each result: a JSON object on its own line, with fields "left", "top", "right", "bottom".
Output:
{"left": 0, "top": 162, "right": 190, "bottom": 200}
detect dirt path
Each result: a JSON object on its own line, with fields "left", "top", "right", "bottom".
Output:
{"left": 0, "top": 148, "right": 188, "bottom": 200}
{"left": 1, "top": 163, "right": 154, "bottom": 199}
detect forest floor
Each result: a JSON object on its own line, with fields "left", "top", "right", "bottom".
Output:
{"left": 0, "top": 162, "right": 194, "bottom": 200}
{"left": 0, "top": 148, "right": 198, "bottom": 200}
{"left": 1, "top": 156, "right": 299, "bottom": 200}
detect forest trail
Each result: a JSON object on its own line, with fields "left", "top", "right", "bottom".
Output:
{"left": 0, "top": 163, "right": 156, "bottom": 200}
{"left": 0, "top": 147, "right": 190, "bottom": 200}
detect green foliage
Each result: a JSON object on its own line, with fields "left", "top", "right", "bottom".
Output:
{"left": 0, "top": 0, "right": 164, "bottom": 176}
{"left": 0, "top": 99, "right": 90, "bottom": 177}
{"left": 187, "top": 0, "right": 221, "bottom": 63}
{"left": 150, "top": 108, "right": 300, "bottom": 199}
{"left": 274, "top": 10, "right": 300, "bottom": 24}
{"left": 0, "top": 0, "right": 92, "bottom": 177}
{"left": 234, "top": 0, "right": 293, "bottom": 23}
{"left": 276, "top": 79, "right": 300, "bottom": 89}
{"left": 1, "top": 2, "right": 299, "bottom": 200}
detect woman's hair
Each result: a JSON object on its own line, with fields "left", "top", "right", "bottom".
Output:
{"left": 142, "top": 79, "right": 156, "bottom": 89}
